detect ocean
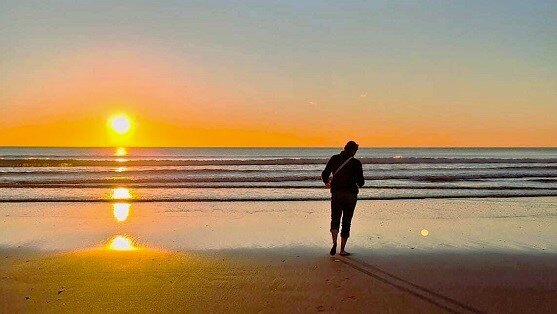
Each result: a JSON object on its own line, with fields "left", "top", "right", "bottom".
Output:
{"left": 1, "top": 147, "right": 556, "bottom": 202}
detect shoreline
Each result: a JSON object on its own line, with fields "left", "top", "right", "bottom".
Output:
{"left": 2, "top": 197, "right": 555, "bottom": 252}
{"left": 2, "top": 193, "right": 557, "bottom": 203}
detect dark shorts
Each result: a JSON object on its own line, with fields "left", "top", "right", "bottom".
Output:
{"left": 330, "top": 191, "right": 357, "bottom": 238}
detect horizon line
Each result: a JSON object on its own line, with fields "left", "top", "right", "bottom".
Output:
{"left": 0, "top": 146, "right": 556, "bottom": 149}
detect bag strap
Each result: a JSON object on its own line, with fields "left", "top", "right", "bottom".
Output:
{"left": 333, "top": 156, "right": 353, "bottom": 177}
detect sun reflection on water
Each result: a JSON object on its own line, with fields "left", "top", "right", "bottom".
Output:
{"left": 113, "top": 203, "right": 131, "bottom": 222}
{"left": 115, "top": 147, "right": 128, "bottom": 156}
{"left": 107, "top": 235, "right": 138, "bottom": 251}
{"left": 112, "top": 187, "right": 132, "bottom": 200}
{"left": 115, "top": 166, "right": 127, "bottom": 173}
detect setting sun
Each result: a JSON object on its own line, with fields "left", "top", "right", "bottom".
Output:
{"left": 109, "top": 115, "right": 131, "bottom": 135}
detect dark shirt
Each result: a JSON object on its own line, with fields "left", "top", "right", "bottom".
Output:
{"left": 321, "top": 151, "right": 365, "bottom": 194}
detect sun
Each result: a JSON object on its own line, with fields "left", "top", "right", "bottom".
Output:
{"left": 109, "top": 115, "right": 131, "bottom": 134}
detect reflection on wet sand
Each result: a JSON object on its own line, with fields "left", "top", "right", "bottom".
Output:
{"left": 113, "top": 203, "right": 131, "bottom": 222}
{"left": 1, "top": 198, "right": 555, "bottom": 253}
{"left": 107, "top": 235, "right": 138, "bottom": 251}
{"left": 108, "top": 186, "right": 137, "bottom": 249}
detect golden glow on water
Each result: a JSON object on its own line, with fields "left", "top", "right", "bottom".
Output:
{"left": 115, "top": 158, "right": 129, "bottom": 163}
{"left": 421, "top": 229, "right": 429, "bottom": 237}
{"left": 115, "top": 166, "right": 127, "bottom": 172}
{"left": 107, "top": 235, "right": 137, "bottom": 251}
{"left": 112, "top": 187, "right": 132, "bottom": 200}
{"left": 115, "top": 147, "right": 127, "bottom": 156}
{"left": 113, "top": 203, "right": 131, "bottom": 222}
{"left": 109, "top": 115, "right": 131, "bottom": 135}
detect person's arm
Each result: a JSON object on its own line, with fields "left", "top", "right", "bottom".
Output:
{"left": 355, "top": 160, "right": 365, "bottom": 187}
{"left": 322, "top": 157, "right": 333, "bottom": 184}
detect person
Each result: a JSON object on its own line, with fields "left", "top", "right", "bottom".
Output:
{"left": 321, "top": 141, "right": 364, "bottom": 256}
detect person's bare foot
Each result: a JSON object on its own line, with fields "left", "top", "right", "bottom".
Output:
{"left": 339, "top": 251, "right": 351, "bottom": 256}
{"left": 329, "top": 243, "right": 337, "bottom": 256}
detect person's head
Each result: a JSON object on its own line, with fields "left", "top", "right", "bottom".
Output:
{"left": 344, "top": 141, "right": 359, "bottom": 156}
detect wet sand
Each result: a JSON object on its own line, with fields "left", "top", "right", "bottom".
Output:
{"left": 1, "top": 248, "right": 447, "bottom": 313}
{"left": 1, "top": 198, "right": 556, "bottom": 312}
{"left": 1, "top": 248, "right": 555, "bottom": 313}
{"left": 350, "top": 252, "right": 557, "bottom": 313}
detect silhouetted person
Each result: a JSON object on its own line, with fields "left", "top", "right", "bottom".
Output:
{"left": 322, "top": 141, "right": 364, "bottom": 256}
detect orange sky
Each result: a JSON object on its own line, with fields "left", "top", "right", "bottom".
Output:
{"left": 1, "top": 1, "right": 555, "bottom": 147}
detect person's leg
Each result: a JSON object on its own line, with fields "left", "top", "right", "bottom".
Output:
{"left": 339, "top": 193, "right": 357, "bottom": 255}
{"left": 330, "top": 229, "right": 339, "bottom": 255}
{"left": 330, "top": 193, "right": 342, "bottom": 255}
{"left": 331, "top": 229, "right": 339, "bottom": 244}
{"left": 340, "top": 237, "right": 349, "bottom": 256}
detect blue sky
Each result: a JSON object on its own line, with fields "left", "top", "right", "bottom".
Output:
{"left": 1, "top": 0, "right": 556, "bottom": 146}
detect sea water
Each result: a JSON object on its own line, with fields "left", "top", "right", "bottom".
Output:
{"left": 0, "top": 147, "right": 556, "bottom": 201}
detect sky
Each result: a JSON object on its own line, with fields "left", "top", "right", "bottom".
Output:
{"left": 0, "top": 0, "right": 556, "bottom": 147}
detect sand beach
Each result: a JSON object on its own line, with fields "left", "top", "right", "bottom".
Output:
{"left": 1, "top": 198, "right": 556, "bottom": 312}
